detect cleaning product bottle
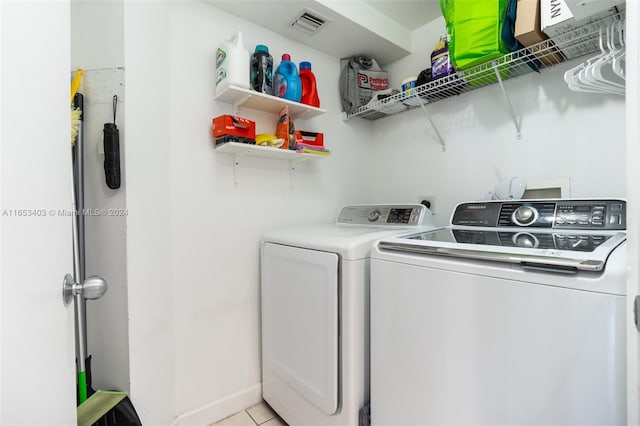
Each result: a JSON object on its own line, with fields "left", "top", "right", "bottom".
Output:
{"left": 299, "top": 61, "right": 320, "bottom": 107}
{"left": 215, "top": 31, "right": 250, "bottom": 96}
{"left": 274, "top": 54, "right": 302, "bottom": 102}
{"left": 431, "top": 35, "right": 453, "bottom": 80}
{"left": 250, "top": 44, "right": 274, "bottom": 95}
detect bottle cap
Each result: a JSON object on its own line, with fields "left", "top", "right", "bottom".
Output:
{"left": 282, "top": 54, "right": 291, "bottom": 61}
{"left": 255, "top": 44, "right": 269, "bottom": 53}
{"left": 299, "top": 61, "right": 311, "bottom": 70}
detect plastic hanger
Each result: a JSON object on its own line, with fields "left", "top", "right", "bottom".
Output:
{"left": 564, "top": 30, "right": 605, "bottom": 94}
{"left": 612, "top": 20, "right": 626, "bottom": 80}
{"left": 578, "top": 26, "right": 618, "bottom": 93}
{"left": 565, "top": 27, "right": 604, "bottom": 92}
{"left": 588, "top": 23, "right": 624, "bottom": 91}
{"left": 565, "top": 22, "right": 625, "bottom": 96}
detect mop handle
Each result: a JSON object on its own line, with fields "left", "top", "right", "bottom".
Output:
{"left": 72, "top": 93, "right": 89, "bottom": 404}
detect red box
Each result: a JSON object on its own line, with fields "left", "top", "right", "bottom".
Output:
{"left": 295, "top": 130, "right": 324, "bottom": 148}
{"left": 211, "top": 115, "right": 256, "bottom": 141}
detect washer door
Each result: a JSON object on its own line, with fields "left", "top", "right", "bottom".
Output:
{"left": 262, "top": 243, "right": 339, "bottom": 415}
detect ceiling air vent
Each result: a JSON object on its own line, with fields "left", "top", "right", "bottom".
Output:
{"left": 290, "top": 9, "right": 329, "bottom": 34}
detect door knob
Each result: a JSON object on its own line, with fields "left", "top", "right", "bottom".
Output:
{"left": 62, "top": 273, "right": 108, "bottom": 306}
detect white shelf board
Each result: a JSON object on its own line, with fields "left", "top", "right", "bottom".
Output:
{"left": 214, "top": 142, "right": 326, "bottom": 162}
{"left": 214, "top": 85, "right": 326, "bottom": 119}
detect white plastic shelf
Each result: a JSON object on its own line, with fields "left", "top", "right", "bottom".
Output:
{"left": 214, "top": 141, "right": 324, "bottom": 160}
{"left": 215, "top": 85, "right": 326, "bottom": 119}
{"left": 215, "top": 142, "right": 327, "bottom": 188}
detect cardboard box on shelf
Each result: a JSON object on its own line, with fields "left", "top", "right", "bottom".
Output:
{"left": 211, "top": 114, "right": 256, "bottom": 144}
{"left": 515, "top": 0, "right": 564, "bottom": 65}
{"left": 540, "top": 0, "right": 622, "bottom": 60}
{"left": 563, "top": 0, "right": 624, "bottom": 21}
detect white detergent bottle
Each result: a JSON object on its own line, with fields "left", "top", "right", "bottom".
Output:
{"left": 215, "top": 31, "right": 250, "bottom": 96}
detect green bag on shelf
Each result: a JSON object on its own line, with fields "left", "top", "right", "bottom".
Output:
{"left": 440, "top": 0, "right": 511, "bottom": 71}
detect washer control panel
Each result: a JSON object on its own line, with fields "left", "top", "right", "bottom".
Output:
{"left": 447, "top": 229, "right": 612, "bottom": 252}
{"left": 452, "top": 199, "right": 626, "bottom": 230}
{"left": 337, "top": 204, "right": 429, "bottom": 226}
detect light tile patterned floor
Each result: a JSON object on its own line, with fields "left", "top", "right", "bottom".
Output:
{"left": 211, "top": 401, "right": 288, "bottom": 426}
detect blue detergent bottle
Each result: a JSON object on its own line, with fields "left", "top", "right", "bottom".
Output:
{"left": 274, "top": 54, "right": 302, "bottom": 102}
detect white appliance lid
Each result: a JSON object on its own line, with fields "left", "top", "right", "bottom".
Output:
{"left": 262, "top": 224, "right": 432, "bottom": 260}
{"left": 261, "top": 204, "right": 436, "bottom": 260}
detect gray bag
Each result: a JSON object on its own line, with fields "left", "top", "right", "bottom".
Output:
{"left": 339, "top": 56, "right": 388, "bottom": 114}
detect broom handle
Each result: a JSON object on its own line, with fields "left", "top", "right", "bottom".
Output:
{"left": 73, "top": 93, "right": 89, "bottom": 403}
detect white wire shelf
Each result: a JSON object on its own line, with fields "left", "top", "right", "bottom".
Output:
{"left": 345, "top": 10, "right": 625, "bottom": 122}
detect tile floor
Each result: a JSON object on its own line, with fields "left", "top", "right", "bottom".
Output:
{"left": 211, "top": 401, "right": 288, "bottom": 426}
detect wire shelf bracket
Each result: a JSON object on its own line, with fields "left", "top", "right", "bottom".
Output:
{"left": 491, "top": 60, "right": 523, "bottom": 140}
{"left": 415, "top": 96, "right": 446, "bottom": 152}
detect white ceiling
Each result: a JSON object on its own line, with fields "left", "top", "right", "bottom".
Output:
{"left": 207, "top": 0, "right": 444, "bottom": 65}
{"left": 363, "top": 0, "right": 442, "bottom": 31}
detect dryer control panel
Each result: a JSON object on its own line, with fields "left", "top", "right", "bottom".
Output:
{"left": 337, "top": 204, "right": 431, "bottom": 226}
{"left": 452, "top": 199, "right": 626, "bottom": 230}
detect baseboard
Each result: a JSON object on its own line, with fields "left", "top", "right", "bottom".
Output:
{"left": 172, "top": 383, "right": 263, "bottom": 426}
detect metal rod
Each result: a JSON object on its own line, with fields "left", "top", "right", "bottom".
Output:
{"left": 72, "top": 93, "right": 88, "bottom": 374}
{"left": 416, "top": 96, "right": 446, "bottom": 152}
{"left": 492, "top": 60, "right": 522, "bottom": 139}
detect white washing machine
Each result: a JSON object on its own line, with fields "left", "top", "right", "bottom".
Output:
{"left": 260, "top": 204, "right": 435, "bottom": 426}
{"left": 370, "top": 199, "right": 627, "bottom": 426}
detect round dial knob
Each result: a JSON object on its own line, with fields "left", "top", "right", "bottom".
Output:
{"left": 512, "top": 205, "right": 538, "bottom": 226}
{"left": 368, "top": 208, "right": 381, "bottom": 222}
{"left": 513, "top": 232, "right": 539, "bottom": 248}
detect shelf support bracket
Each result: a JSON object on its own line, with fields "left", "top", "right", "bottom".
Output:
{"left": 416, "top": 96, "right": 446, "bottom": 152}
{"left": 492, "top": 60, "right": 522, "bottom": 140}
{"left": 232, "top": 154, "right": 241, "bottom": 187}
{"left": 289, "top": 160, "right": 296, "bottom": 190}
{"left": 232, "top": 94, "right": 252, "bottom": 115}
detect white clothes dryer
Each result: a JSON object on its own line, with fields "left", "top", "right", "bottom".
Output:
{"left": 370, "top": 199, "right": 627, "bottom": 426}
{"left": 260, "top": 204, "right": 435, "bottom": 426}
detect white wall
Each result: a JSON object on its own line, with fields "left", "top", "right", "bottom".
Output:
{"left": 371, "top": 18, "right": 626, "bottom": 227}
{"left": 71, "top": 0, "right": 130, "bottom": 396}
{"left": 123, "top": 1, "right": 374, "bottom": 424}
{"left": 123, "top": 1, "right": 176, "bottom": 423}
